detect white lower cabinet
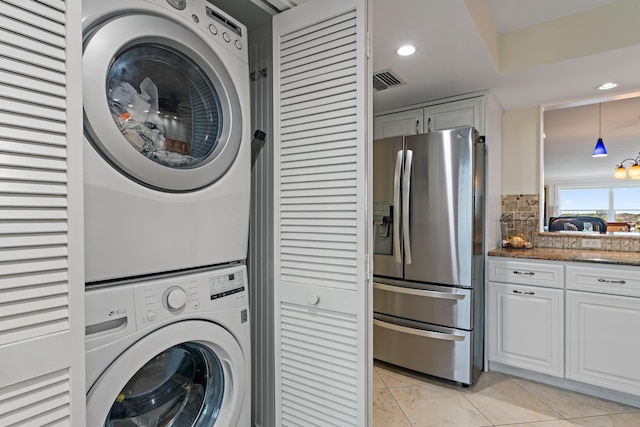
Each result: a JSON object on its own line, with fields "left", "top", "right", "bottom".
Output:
{"left": 566, "top": 265, "right": 640, "bottom": 396}
{"left": 489, "top": 281, "right": 564, "bottom": 377}
{"left": 489, "top": 258, "right": 640, "bottom": 401}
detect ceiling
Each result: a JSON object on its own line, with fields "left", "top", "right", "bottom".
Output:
{"left": 213, "top": 0, "right": 640, "bottom": 181}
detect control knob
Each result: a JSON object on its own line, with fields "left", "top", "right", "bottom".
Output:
{"left": 164, "top": 287, "right": 187, "bottom": 311}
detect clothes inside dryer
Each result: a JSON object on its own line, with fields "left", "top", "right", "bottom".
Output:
{"left": 107, "top": 44, "right": 222, "bottom": 169}
{"left": 107, "top": 343, "right": 225, "bottom": 427}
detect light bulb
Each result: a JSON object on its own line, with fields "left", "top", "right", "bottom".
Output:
{"left": 614, "top": 166, "right": 628, "bottom": 179}
{"left": 629, "top": 163, "right": 640, "bottom": 179}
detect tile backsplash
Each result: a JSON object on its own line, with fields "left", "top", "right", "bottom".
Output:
{"left": 501, "top": 194, "right": 640, "bottom": 252}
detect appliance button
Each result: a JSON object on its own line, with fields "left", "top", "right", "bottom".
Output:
{"left": 235, "top": 40, "right": 242, "bottom": 50}
{"left": 222, "top": 32, "right": 231, "bottom": 43}
{"left": 147, "top": 312, "right": 157, "bottom": 321}
{"left": 209, "top": 24, "right": 218, "bottom": 35}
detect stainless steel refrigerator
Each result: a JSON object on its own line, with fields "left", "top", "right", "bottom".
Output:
{"left": 372, "top": 126, "right": 486, "bottom": 385}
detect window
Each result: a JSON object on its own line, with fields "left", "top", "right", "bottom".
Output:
{"left": 558, "top": 186, "right": 640, "bottom": 223}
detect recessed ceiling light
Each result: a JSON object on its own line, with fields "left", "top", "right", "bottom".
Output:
{"left": 597, "top": 82, "right": 618, "bottom": 90}
{"left": 396, "top": 45, "right": 416, "bottom": 56}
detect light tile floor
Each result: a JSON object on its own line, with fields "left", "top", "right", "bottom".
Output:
{"left": 373, "top": 360, "right": 640, "bottom": 427}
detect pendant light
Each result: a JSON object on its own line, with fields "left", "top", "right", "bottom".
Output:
{"left": 614, "top": 152, "right": 640, "bottom": 179}
{"left": 592, "top": 103, "right": 608, "bottom": 157}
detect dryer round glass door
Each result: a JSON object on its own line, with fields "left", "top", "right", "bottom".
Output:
{"left": 106, "top": 343, "right": 224, "bottom": 426}
{"left": 86, "top": 321, "right": 246, "bottom": 427}
{"left": 83, "top": 14, "right": 243, "bottom": 192}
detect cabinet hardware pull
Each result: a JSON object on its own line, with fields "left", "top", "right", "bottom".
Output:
{"left": 427, "top": 117, "right": 431, "bottom": 132}
{"left": 512, "top": 290, "right": 521, "bottom": 294}
{"left": 513, "top": 270, "right": 535, "bottom": 276}
{"left": 598, "top": 278, "right": 626, "bottom": 284}
{"left": 524, "top": 291, "right": 535, "bottom": 295}
{"left": 512, "top": 290, "right": 535, "bottom": 295}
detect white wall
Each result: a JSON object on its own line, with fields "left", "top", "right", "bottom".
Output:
{"left": 502, "top": 106, "right": 541, "bottom": 195}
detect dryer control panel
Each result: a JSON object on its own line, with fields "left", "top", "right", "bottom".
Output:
{"left": 130, "top": 265, "right": 248, "bottom": 330}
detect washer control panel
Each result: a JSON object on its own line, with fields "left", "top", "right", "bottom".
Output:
{"left": 143, "top": 0, "right": 248, "bottom": 62}
{"left": 132, "top": 265, "right": 247, "bottom": 330}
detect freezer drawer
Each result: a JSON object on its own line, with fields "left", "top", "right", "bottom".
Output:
{"left": 373, "top": 314, "right": 478, "bottom": 385}
{"left": 373, "top": 281, "right": 473, "bottom": 330}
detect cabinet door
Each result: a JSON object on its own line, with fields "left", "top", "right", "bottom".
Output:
{"left": 373, "top": 108, "right": 423, "bottom": 139}
{"left": 489, "top": 282, "right": 564, "bottom": 377}
{"left": 424, "top": 97, "right": 484, "bottom": 134}
{"left": 566, "top": 291, "right": 640, "bottom": 396}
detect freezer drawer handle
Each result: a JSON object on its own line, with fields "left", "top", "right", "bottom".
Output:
{"left": 512, "top": 290, "right": 535, "bottom": 296}
{"left": 374, "top": 319, "right": 465, "bottom": 342}
{"left": 373, "top": 283, "right": 466, "bottom": 300}
{"left": 598, "top": 278, "right": 626, "bottom": 284}
{"left": 513, "top": 270, "right": 535, "bottom": 276}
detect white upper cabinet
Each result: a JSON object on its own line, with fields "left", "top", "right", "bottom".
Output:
{"left": 423, "top": 96, "right": 484, "bottom": 134}
{"left": 373, "top": 108, "right": 423, "bottom": 139}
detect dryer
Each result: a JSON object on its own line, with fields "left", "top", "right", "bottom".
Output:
{"left": 85, "top": 264, "right": 250, "bottom": 426}
{"left": 82, "top": 0, "right": 250, "bottom": 283}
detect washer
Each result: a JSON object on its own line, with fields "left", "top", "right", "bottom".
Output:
{"left": 82, "top": 0, "right": 250, "bottom": 283}
{"left": 85, "top": 264, "right": 250, "bottom": 426}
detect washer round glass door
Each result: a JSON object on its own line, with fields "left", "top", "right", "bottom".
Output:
{"left": 83, "top": 14, "right": 243, "bottom": 192}
{"left": 86, "top": 321, "right": 246, "bottom": 427}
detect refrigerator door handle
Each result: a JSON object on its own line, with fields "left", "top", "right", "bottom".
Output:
{"left": 373, "top": 319, "right": 466, "bottom": 342}
{"left": 373, "top": 283, "right": 466, "bottom": 300}
{"left": 393, "top": 150, "right": 403, "bottom": 264}
{"left": 402, "top": 149, "right": 413, "bottom": 264}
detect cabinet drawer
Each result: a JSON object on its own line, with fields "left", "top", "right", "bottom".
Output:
{"left": 488, "top": 259, "right": 563, "bottom": 288}
{"left": 566, "top": 265, "right": 640, "bottom": 297}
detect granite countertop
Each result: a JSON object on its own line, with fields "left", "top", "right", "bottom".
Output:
{"left": 488, "top": 247, "right": 640, "bottom": 267}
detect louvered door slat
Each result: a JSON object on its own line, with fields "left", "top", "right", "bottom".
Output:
{"left": 0, "top": 28, "right": 65, "bottom": 61}
{"left": 0, "top": 0, "right": 81, "bottom": 423}
{"left": 0, "top": 182, "right": 66, "bottom": 196}
{"left": 281, "top": 13, "right": 355, "bottom": 52}
{"left": 0, "top": 270, "right": 68, "bottom": 291}
{"left": 0, "top": 98, "right": 66, "bottom": 121}
{"left": 0, "top": 57, "right": 65, "bottom": 86}
{"left": 0, "top": 196, "right": 67, "bottom": 208}
{"left": 1, "top": 1, "right": 65, "bottom": 33}
{"left": 282, "top": 83, "right": 357, "bottom": 108}
{"left": 0, "top": 70, "right": 66, "bottom": 98}
{"left": 282, "top": 99, "right": 356, "bottom": 121}
{"left": 0, "top": 16, "right": 65, "bottom": 49}
{"left": 281, "top": 105, "right": 356, "bottom": 129}
{"left": 0, "top": 43, "right": 65, "bottom": 73}
{"left": 283, "top": 147, "right": 358, "bottom": 164}
{"left": 0, "top": 125, "right": 67, "bottom": 146}
{"left": 280, "top": 132, "right": 356, "bottom": 149}
{"left": 0, "top": 140, "right": 66, "bottom": 158}
{"left": 0, "top": 169, "right": 66, "bottom": 184}
{"left": 281, "top": 51, "right": 356, "bottom": 81}
{"left": 0, "top": 153, "right": 66, "bottom": 171}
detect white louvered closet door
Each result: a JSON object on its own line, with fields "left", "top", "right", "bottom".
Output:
{"left": 0, "top": 0, "right": 85, "bottom": 425}
{"left": 273, "top": 0, "right": 371, "bottom": 425}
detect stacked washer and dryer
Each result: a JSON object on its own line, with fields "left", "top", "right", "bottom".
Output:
{"left": 82, "top": 0, "right": 251, "bottom": 425}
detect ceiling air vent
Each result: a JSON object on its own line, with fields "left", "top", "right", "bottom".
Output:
{"left": 372, "top": 69, "right": 406, "bottom": 91}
